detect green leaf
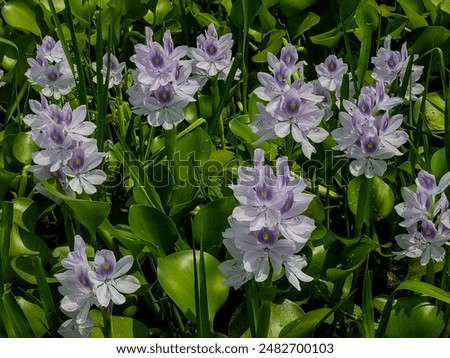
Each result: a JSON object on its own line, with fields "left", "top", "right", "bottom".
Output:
{"left": 431, "top": 148, "right": 447, "bottom": 180}
{"left": 355, "top": 2, "right": 379, "bottom": 31}
{"left": 252, "top": 30, "right": 285, "bottom": 63}
{"left": 12, "top": 133, "right": 38, "bottom": 165}
{"left": 10, "top": 225, "right": 52, "bottom": 261}
{"left": 0, "top": 169, "right": 16, "bottom": 204}
{"left": 230, "top": 0, "right": 262, "bottom": 28}
{"left": 157, "top": 250, "right": 229, "bottom": 323}
{"left": 192, "top": 197, "right": 236, "bottom": 253}
{"left": 348, "top": 176, "right": 394, "bottom": 227}
{"left": 1, "top": 291, "right": 35, "bottom": 337}
{"left": 11, "top": 256, "right": 57, "bottom": 284}
{"left": 16, "top": 295, "right": 48, "bottom": 337}
{"left": 288, "top": 12, "right": 320, "bottom": 39}
{"left": 395, "top": 280, "right": 450, "bottom": 304}
{"left": 385, "top": 296, "right": 444, "bottom": 337}
{"left": 175, "top": 127, "right": 214, "bottom": 182}
{"left": 1, "top": 0, "right": 42, "bottom": 36}
{"left": 280, "top": 0, "right": 318, "bottom": 15}
{"left": 42, "top": 181, "right": 111, "bottom": 234}
{"left": 12, "top": 197, "right": 39, "bottom": 233}
{"left": 310, "top": 24, "right": 343, "bottom": 48}
{"left": 258, "top": 2, "right": 276, "bottom": 33}
{"left": 90, "top": 310, "right": 150, "bottom": 338}
{"left": 129, "top": 204, "right": 178, "bottom": 257}
{"left": 397, "top": 0, "right": 429, "bottom": 29}
{"left": 279, "top": 308, "right": 333, "bottom": 337}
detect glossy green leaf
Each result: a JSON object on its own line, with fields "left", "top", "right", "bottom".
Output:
{"left": 310, "top": 24, "right": 343, "bottom": 48}
{"left": 279, "top": 308, "right": 333, "bottom": 337}
{"left": 288, "top": 12, "right": 320, "bottom": 39}
{"left": 192, "top": 197, "right": 236, "bottom": 252}
{"left": 157, "top": 250, "right": 229, "bottom": 323}
{"left": 2, "top": 0, "right": 42, "bottom": 36}
{"left": 280, "top": 0, "right": 317, "bottom": 15}
{"left": 230, "top": 0, "right": 262, "bottom": 28}
{"left": 16, "top": 296, "right": 48, "bottom": 337}
{"left": 431, "top": 148, "right": 447, "bottom": 180}
{"left": 90, "top": 310, "right": 150, "bottom": 338}
{"left": 10, "top": 225, "right": 52, "bottom": 261}
{"left": 0, "top": 169, "right": 16, "bottom": 204}
{"left": 348, "top": 176, "right": 394, "bottom": 226}
{"left": 414, "top": 92, "right": 446, "bottom": 134}
{"left": 12, "top": 197, "right": 39, "bottom": 233}
{"left": 395, "top": 280, "right": 450, "bottom": 304}
{"left": 129, "top": 204, "right": 178, "bottom": 256}
{"left": 42, "top": 181, "right": 111, "bottom": 234}
{"left": 12, "top": 132, "right": 38, "bottom": 165}
{"left": 252, "top": 30, "right": 285, "bottom": 63}
{"left": 397, "top": 0, "right": 429, "bottom": 29}
{"left": 11, "top": 256, "right": 57, "bottom": 284}
{"left": 355, "top": 2, "right": 379, "bottom": 31}
{"left": 1, "top": 292, "right": 35, "bottom": 337}
{"left": 360, "top": 262, "right": 374, "bottom": 337}
{"left": 386, "top": 296, "right": 444, "bottom": 337}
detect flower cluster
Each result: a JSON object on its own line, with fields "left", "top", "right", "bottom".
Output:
{"left": 127, "top": 27, "right": 200, "bottom": 130}
{"left": 250, "top": 44, "right": 329, "bottom": 159}
{"left": 55, "top": 235, "right": 141, "bottom": 337}
{"left": 188, "top": 23, "right": 238, "bottom": 89}
{"left": 394, "top": 171, "right": 450, "bottom": 265}
{"left": 92, "top": 53, "right": 125, "bottom": 89}
{"left": 219, "top": 149, "right": 315, "bottom": 290}
{"left": 25, "top": 36, "right": 76, "bottom": 99}
{"left": 24, "top": 95, "right": 107, "bottom": 196}
{"left": 371, "top": 35, "right": 424, "bottom": 100}
{"left": 331, "top": 81, "right": 408, "bottom": 178}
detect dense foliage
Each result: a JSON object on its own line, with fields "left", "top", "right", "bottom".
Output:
{"left": 1, "top": 0, "right": 450, "bottom": 338}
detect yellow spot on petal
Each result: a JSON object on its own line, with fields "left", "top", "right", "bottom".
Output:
{"left": 290, "top": 101, "right": 297, "bottom": 110}
{"left": 104, "top": 263, "right": 111, "bottom": 271}
{"left": 261, "top": 190, "right": 267, "bottom": 198}
{"left": 262, "top": 232, "right": 270, "bottom": 241}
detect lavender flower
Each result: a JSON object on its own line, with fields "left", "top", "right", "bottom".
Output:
{"left": 92, "top": 53, "right": 125, "bottom": 88}
{"left": 128, "top": 27, "right": 199, "bottom": 129}
{"left": 251, "top": 45, "right": 329, "bottom": 158}
{"left": 220, "top": 149, "right": 314, "bottom": 290}
{"left": 24, "top": 99, "right": 107, "bottom": 196}
{"left": 315, "top": 55, "right": 348, "bottom": 92}
{"left": 55, "top": 236, "right": 141, "bottom": 337}
{"left": 394, "top": 170, "right": 450, "bottom": 265}
{"left": 331, "top": 83, "right": 407, "bottom": 178}
{"left": 25, "top": 36, "right": 75, "bottom": 99}
{"left": 371, "top": 35, "right": 424, "bottom": 100}
{"left": 188, "top": 23, "right": 239, "bottom": 87}
{"left": 88, "top": 250, "right": 141, "bottom": 307}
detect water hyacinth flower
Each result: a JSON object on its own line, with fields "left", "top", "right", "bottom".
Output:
{"left": 88, "top": 250, "right": 141, "bottom": 307}
{"left": 315, "top": 55, "right": 348, "bottom": 92}
{"left": 220, "top": 149, "right": 314, "bottom": 290}
{"left": 92, "top": 53, "right": 125, "bottom": 88}
{"left": 23, "top": 97, "right": 107, "bottom": 196}
{"left": 251, "top": 44, "right": 329, "bottom": 158}
{"left": 55, "top": 236, "right": 141, "bottom": 336}
{"left": 127, "top": 27, "right": 200, "bottom": 129}
{"left": 25, "top": 35, "right": 76, "bottom": 99}
{"left": 331, "top": 82, "right": 407, "bottom": 178}
{"left": 394, "top": 170, "right": 450, "bottom": 265}
{"left": 188, "top": 23, "right": 239, "bottom": 88}
{"left": 371, "top": 35, "right": 424, "bottom": 100}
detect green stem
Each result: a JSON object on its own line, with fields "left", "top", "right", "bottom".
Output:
{"left": 244, "top": 280, "right": 258, "bottom": 338}
{"left": 164, "top": 127, "right": 179, "bottom": 186}
{"left": 17, "top": 165, "right": 29, "bottom": 198}
{"left": 256, "top": 272, "right": 274, "bottom": 338}
{"left": 102, "top": 303, "right": 114, "bottom": 338}
{"left": 426, "top": 260, "right": 435, "bottom": 286}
